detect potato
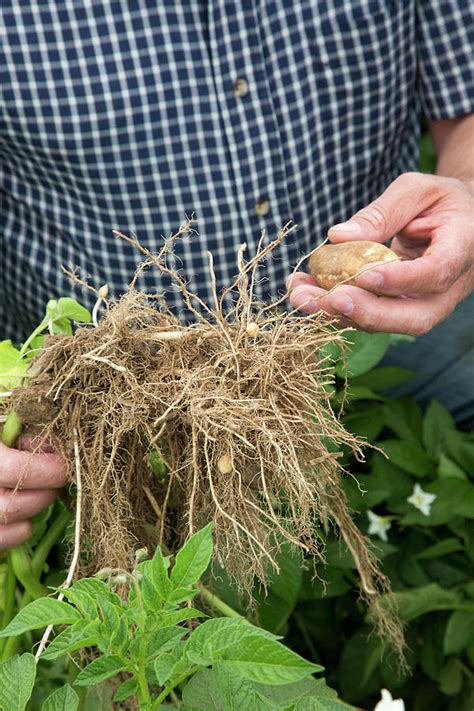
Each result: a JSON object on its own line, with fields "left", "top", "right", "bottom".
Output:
{"left": 309, "top": 241, "right": 398, "bottom": 294}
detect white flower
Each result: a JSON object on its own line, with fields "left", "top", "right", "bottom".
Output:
{"left": 367, "top": 510, "right": 391, "bottom": 542}
{"left": 407, "top": 483, "right": 436, "bottom": 517}
{"left": 374, "top": 688, "right": 405, "bottom": 711}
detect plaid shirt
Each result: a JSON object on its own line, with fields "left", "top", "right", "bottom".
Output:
{"left": 1, "top": 1, "right": 473, "bottom": 339}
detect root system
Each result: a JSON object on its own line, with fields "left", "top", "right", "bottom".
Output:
{"left": 12, "top": 221, "right": 404, "bottom": 656}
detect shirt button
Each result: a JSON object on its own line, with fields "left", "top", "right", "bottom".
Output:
{"left": 255, "top": 198, "right": 270, "bottom": 216}
{"left": 232, "top": 78, "right": 249, "bottom": 98}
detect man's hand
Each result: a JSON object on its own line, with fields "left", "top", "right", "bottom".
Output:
{"left": 0, "top": 437, "right": 67, "bottom": 550}
{"left": 288, "top": 172, "right": 474, "bottom": 335}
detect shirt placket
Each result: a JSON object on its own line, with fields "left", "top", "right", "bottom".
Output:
{"left": 207, "top": 1, "right": 297, "bottom": 300}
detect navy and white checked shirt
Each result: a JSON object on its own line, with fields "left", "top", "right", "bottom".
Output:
{"left": 1, "top": 1, "right": 473, "bottom": 340}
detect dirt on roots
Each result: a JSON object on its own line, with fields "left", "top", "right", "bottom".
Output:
{"left": 12, "top": 221, "right": 405, "bottom": 658}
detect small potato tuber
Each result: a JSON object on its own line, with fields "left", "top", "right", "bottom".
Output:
{"left": 310, "top": 241, "right": 398, "bottom": 294}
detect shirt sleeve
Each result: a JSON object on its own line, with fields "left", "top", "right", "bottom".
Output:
{"left": 416, "top": 0, "right": 474, "bottom": 120}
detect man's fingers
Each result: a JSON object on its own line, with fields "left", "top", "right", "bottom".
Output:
{"left": 314, "top": 285, "right": 455, "bottom": 335}
{"left": 289, "top": 284, "right": 328, "bottom": 312}
{"left": 328, "top": 172, "right": 443, "bottom": 243}
{"left": 0, "top": 487, "right": 57, "bottom": 524}
{"left": 0, "top": 442, "right": 68, "bottom": 489}
{"left": 354, "top": 248, "right": 462, "bottom": 296}
{"left": 17, "top": 435, "right": 55, "bottom": 454}
{"left": 0, "top": 520, "right": 32, "bottom": 551}
{"left": 286, "top": 272, "right": 317, "bottom": 292}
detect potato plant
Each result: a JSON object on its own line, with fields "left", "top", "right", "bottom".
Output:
{"left": 0, "top": 524, "right": 355, "bottom": 710}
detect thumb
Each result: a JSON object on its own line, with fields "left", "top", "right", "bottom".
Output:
{"left": 328, "top": 172, "right": 442, "bottom": 243}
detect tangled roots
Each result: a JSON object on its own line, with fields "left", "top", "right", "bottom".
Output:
{"left": 12, "top": 221, "right": 404, "bottom": 657}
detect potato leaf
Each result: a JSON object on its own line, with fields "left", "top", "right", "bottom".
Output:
{"left": 221, "top": 636, "right": 323, "bottom": 685}
{"left": 171, "top": 523, "right": 213, "bottom": 588}
{"left": 41, "top": 684, "right": 79, "bottom": 711}
{"left": 0, "top": 599, "right": 82, "bottom": 638}
{"left": 74, "top": 656, "right": 126, "bottom": 687}
{"left": 0, "top": 340, "right": 28, "bottom": 389}
{"left": 0, "top": 653, "right": 36, "bottom": 711}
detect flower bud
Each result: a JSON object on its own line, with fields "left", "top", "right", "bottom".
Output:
{"left": 110, "top": 574, "right": 128, "bottom": 586}
{"left": 135, "top": 547, "right": 148, "bottom": 563}
{"left": 98, "top": 284, "right": 109, "bottom": 300}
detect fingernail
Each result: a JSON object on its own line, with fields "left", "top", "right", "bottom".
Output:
{"left": 357, "top": 270, "right": 384, "bottom": 290}
{"left": 328, "top": 291, "right": 353, "bottom": 315}
{"left": 329, "top": 221, "right": 362, "bottom": 234}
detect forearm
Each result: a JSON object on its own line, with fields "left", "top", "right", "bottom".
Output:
{"left": 429, "top": 114, "right": 474, "bottom": 188}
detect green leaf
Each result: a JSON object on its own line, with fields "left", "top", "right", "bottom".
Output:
{"left": 150, "top": 448, "right": 168, "bottom": 478}
{"left": 0, "top": 654, "right": 36, "bottom": 711}
{"left": 181, "top": 668, "right": 269, "bottom": 711}
{"left": 342, "top": 407, "right": 385, "bottom": 444}
{"left": 222, "top": 636, "right": 322, "bottom": 685}
{"left": 146, "top": 626, "right": 188, "bottom": 658}
{"left": 113, "top": 679, "right": 139, "bottom": 703}
{"left": 383, "top": 397, "right": 423, "bottom": 444}
{"left": 41, "top": 684, "right": 79, "bottom": 711}
{"left": 154, "top": 652, "right": 180, "bottom": 685}
{"left": 377, "top": 439, "right": 433, "bottom": 477}
{"left": 439, "top": 658, "right": 463, "bottom": 696}
{"left": 214, "top": 665, "right": 264, "bottom": 711}
{"left": 181, "top": 669, "right": 234, "bottom": 711}
{"left": 185, "top": 618, "right": 279, "bottom": 665}
{"left": 69, "top": 578, "right": 124, "bottom": 608}
{"left": 0, "top": 341, "right": 29, "bottom": 389}
{"left": 97, "top": 598, "right": 121, "bottom": 636}
{"left": 255, "top": 678, "right": 341, "bottom": 706}
{"left": 422, "top": 399, "right": 456, "bottom": 460}
{"left": 252, "top": 544, "right": 303, "bottom": 633}
{"left": 337, "top": 632, "right": 382, "bottom": 702}
{"left": 74, "top": 655, "right": 126, "bottom": 687}
{"left": 349, "top": 366, "right": 416, "bottom": 392}
{"left": 293, "top": 698, "right": 354, "bottom": 710}
{"left": 437, "top": 454, "right": 467, "bottom": 480}
{"left": 443, "top": 611, "right": 474, "bottom": 655}
{"left": 0, "top": 598, "right": 82, "bottom": 638}
{"left": 55, "top": 297, "right": 91, "bottom": 323}
{"left": 445, "top": 431, "right": 474, "bottom": 473}
{"left": 171, "top": 523, "right": 213, "bottom": 589}
{"left": 159, "top": 608, "right": 205, "bottom": 627}
{"left": 59, "top": 588, "right": 97, "bottom": 619}
{"left": 416, "top": 538, "right": 463, "bottom": 560}
{"left": 341, "top": 386, "right": 385, "bottom": 403}
{"left": 337, "top": 332, "right": 391, "bottom": 378}
{"left": 141, "top": 549, "right": 172, "bottom": 610}
{"left": 41, "top": 620, "right": 98, "bottom": 660}
{"left": 379, "top": 584, "right": 463, "bottom": 623}
{"left": 50, "top": 317, "right": 73, "bottom": 336}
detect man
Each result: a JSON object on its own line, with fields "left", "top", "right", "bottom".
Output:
{"left": 1, "top": 1, "right": 473, "bottom": 549}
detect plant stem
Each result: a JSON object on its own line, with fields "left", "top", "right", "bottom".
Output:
{"left": 10, "top": 545, "right": 47, "bottom": 599}
{"left": 137, "top": 667, "right": 153, "bottom": 709}
{"left": 169, "top": 689, "right": 181, "bottom": 707}
{"left": 0, "top": 558, "right": 17, "bottom": 656}
{"left": 198, "top": 585, "right": 244, "bottom": 620}
{"left": 0, "top": 508, "right": 70, "bottom": 660}
{"left": 152, "top": 668, "right": 200, "bottom": 709}
{"left": 0, "top": 591, "right": 31, "bottom": 660}
{"left": 293, "top": 610, "right": 321, "bottom": 664}
{"left": 19, "top": 319, "right": 48, "bottom": 357}
{"left": 31, "top": 506, "right": 71, "bottom": 576}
